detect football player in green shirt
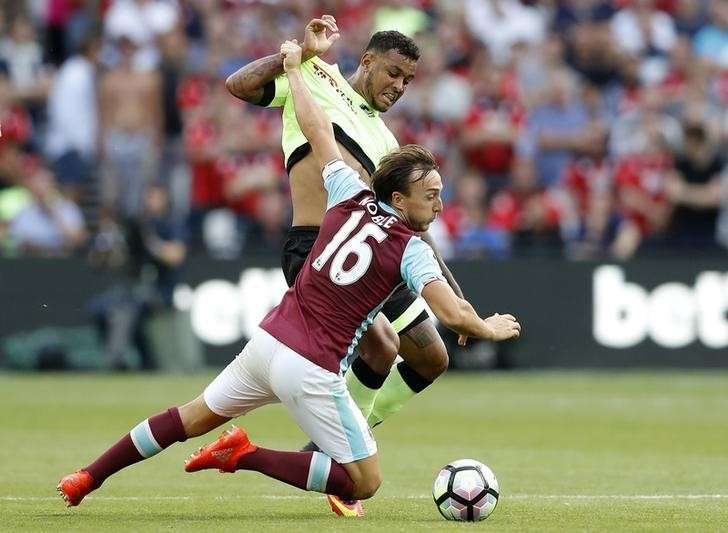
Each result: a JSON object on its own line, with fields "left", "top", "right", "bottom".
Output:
{"left": 226, "top": 16, "right": 468, "bottom": 516}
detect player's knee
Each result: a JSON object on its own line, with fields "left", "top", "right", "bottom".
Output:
{"left": 353, "top": 472, "right": 382, "bottom": 500}
{"left": 360, "top": 320, "right": 399, "bottom": 372}
{"left": 179, "top": 396, "right": 227, "bottom": 438}
{"left": 380, "top": 325, "right": 400, "bottom": 361}
{"left": 428, "top": 340, "right": 449, "bottom": 378}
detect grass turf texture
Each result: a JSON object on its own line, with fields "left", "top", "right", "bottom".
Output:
{"left": 1, "top": 371, "right": 727, "bottom": 531}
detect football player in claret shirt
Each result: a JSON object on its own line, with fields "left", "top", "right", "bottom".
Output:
{"left": 57, "top": 39, "right": 521, "bottom": 518}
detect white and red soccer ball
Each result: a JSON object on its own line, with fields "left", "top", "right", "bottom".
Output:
{"left": 432, "top": 459, "right": 499, "bottom": 521}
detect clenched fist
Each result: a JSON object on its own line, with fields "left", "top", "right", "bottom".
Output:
{"left": 281, "top": 40, "right": 302, "bottom": 72}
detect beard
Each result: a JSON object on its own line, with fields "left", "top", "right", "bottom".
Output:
{"left": 366, "top": 71, "right": 388, "bottom": 113}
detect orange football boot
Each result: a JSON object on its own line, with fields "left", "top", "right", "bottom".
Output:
{"left": 326, "top": 494, "right": 365, "bottom": 517}
{"left": 57, "top": 470, "right": 95, "bottom": 507}
{"left": 185, "top": 426, "right": 257, "bottom": 473}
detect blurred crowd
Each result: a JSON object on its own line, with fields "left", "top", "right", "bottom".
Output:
{"left": 1, "top": 0, "right": 728, "bottom": 264}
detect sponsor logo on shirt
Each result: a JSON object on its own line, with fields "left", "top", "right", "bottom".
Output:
{"left": 312, "top": 63, "right": 357, "bottom": 115}
{"left": 360, "top": 104, "right": 375, "bottom": 118}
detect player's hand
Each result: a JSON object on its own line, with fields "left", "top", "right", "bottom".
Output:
{"left": 457, "top": 334, "right": 468, "bottom": 346}
{"left": 302, "top": 15, "right": 340, "bottom": 59}
{"left": 281, "top": 40, "right": 302, "bottom": 72}
{"left": 483, "top": 313, "right": 521, "bottom": 341}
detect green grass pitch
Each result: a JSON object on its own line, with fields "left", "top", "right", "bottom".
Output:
{"left": 2, "top": 371, "right": 727, "bottom": 531}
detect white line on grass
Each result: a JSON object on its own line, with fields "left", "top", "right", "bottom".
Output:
{"left": 3, "top": 494, "right": 728, "bottom": 502}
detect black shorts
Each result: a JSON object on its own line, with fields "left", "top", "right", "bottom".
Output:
{"left": 281, "top": 226, "right": 429, "bottom": 335}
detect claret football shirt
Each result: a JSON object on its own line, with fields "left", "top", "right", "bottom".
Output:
{"left": 260, "top": 160, "right": 444, "bottom": 374}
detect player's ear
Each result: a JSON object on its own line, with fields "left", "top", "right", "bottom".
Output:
{"left": 360, "top": 51, "right": 376, "bottom": 71}
{"left": 390, "top": 190, "right": 406, "bottom": 210}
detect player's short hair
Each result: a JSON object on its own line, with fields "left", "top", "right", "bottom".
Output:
{"left": 365, "top": 31, "right": 420, "bottom": 61}
{"left": 372, "top": 145, "right": 438, "bottom": 203}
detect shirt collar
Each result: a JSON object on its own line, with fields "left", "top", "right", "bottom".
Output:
{"left": 378, "top": 201, "right": 401, "bottom": 218}
{"left": 358, "top": 101, "right": 379, "bottom": 118}
{"left": 341, "top": 70, "right": 379, "bottom": 118}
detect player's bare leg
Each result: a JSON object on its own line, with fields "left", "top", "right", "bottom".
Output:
{"left": 178, "top": 395, "right": 231, "bottom": 437}
{"left": 57, "top": 395, "right": 229, "bottom": 507}
{"left": 397, "top": 319, "right": 449, "bottom": 381}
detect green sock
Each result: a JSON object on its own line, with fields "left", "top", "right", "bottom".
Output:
{"left": 346, "top": 357, "right": 388, "bottom": 420}
{"left": 368, "top": 362, "right": 432, "bottom": 427}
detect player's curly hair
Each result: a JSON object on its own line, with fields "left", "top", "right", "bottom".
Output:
{"left": 372, "top": 145, "right": 438, "bottom": 203}
{"left": 365, "top": 31, "right": 420, "bottom": 61}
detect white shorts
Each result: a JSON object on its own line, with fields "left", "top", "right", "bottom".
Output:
{"left": 204, "top": 328, "right": 377, "bottom": 464}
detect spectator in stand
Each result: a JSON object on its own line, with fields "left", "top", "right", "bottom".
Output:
{"left": 103, "top": 0, "right": 179, "bottom": 71}
{"left": 552, "top": 0, "right": 616, "bottom": 35}
{"left": 694, "top": 0, "right": 728, "bottom": 69}
{"left": 464, "top": 0, "right": 546, "bottom": 65}
{"left": 99, "top": 36, "right": 163, "bottom": 219}
{"left": 371, "top": 0, "right": 430, "bottom": 37}
{"left": 610, "top": 86, "right": 682, "bottom": 157}
{"left": 2, "top": 0, "right": 728, "bottom": 262}
{"left": 90, "top": 182, "right": 187, "bottom": 370}
{"left": 9, "top": 159, "right": 87, "bottom": 256}
{"left": 673, "top": 0, "right": 711, "bottom": 37}
{"left": 563, "top": 8, "right": 622, "bottom": 89}
{"left": 124, "top": 182, "right": 187, "bottom": 309}
{"left": 659, "top": 36, "right": 698, "bottom": 112}
{"left": 665, "top": 121, "right": 724, "bottom": 249}
{"left": 45, "top": 33, "right": 102, "bottom": 201}
{"left": 487, "top": 157, "right": 566, "bottom": 256}
{"left": 608, "top": 52, "right": 645, "bottom": 117}
{"left": 441, "top": 170, "right": 510, "bottom": 259}
{"left": 715, "top": 167, "right": 728, "bottom": 250}
{"left": 179, "top": 73, "right": 225, "bottom": 247}
{"left": 562, "top": 129, "right": 617, "bottom": 259}
{"left": 0, "top": 13, "right": 51, "bottom": 107}
{"left": 0, "top": 66, "right": 34, "bottom": 188}
{"left": 0, "top": 119, "right": 33, "bottom": 255}
{"left": 157, "top": 26, "right": 190, "bottom": 216}
{"left": 516, "top": 32, "right": 568, "bottom": 107}
{"left": 216, "top": 99, "right": 289, "bottom": 252}
{"left": 611, "top": 125, "right": 674, "bottom": 259}
{"left": 460, "top": 65, "right": 524, "bottom": 194}
{"left": 43, "top": 0, "right": 98, "bottom": 66}
{"left": 517, "top": 68, "right": 599, "bottom": 188}
{"left": 611, "top": 0, "right": 677, "bottom": 56}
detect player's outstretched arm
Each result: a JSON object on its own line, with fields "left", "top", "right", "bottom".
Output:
{"left": 421, "top": 281, "right": 521, "bottom": 342}
{"left": 281, "top": 40, "right": 342, "bottom": 168}
{"left": 419, "top": 230, "right": 468, "bottom": 343}
{"left": 225, "top": 15, "right": 339, "bottom": 104}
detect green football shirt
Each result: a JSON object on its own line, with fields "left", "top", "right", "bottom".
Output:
{"left": 260, "top": 56, "right": 399, "bottom": 174}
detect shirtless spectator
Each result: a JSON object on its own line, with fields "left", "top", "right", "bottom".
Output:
{"left": 99, "top": 36, "right": 162, "bottom": 219}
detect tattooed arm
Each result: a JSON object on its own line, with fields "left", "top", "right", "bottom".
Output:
{"left": 420, "top": 231, "right": 463, "bottom": 299}
{"left": 420, "top": 231, "right": 470, "bottom": 345}
{"left": 422, "top": 281, "right": 521, "bottom": 342}
{"left": 225, "top": 15, "right": 339, "bottom": 104}
{"left": 225, "top": 53, "right": 285, "bottom": 104}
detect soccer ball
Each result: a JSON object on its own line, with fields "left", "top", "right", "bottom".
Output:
{"left": 432, "top": 459, "right": 499, "bottom": 521}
